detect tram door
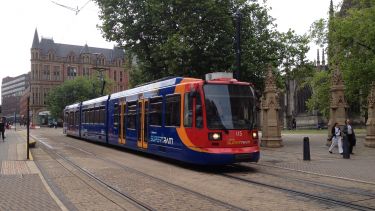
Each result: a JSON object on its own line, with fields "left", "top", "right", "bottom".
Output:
{"left": 119, "top": 100, "right": 126, "bottom": 144}
{"left": 137, "top": 99, "right": 149, "bottom": 149}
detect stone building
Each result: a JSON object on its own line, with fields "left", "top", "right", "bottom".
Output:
{"left": 1, "top": 73, "right": 30, "bottom": 121}
{"left": 282, "top": 49, "right": 328, "bottom": 129}
{"left": 24, "top": 29, "right": 129, "bottom": 125}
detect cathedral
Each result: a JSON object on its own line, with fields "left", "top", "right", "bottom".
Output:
{"left": 281, "top": 48, "right": 328, "bottom": 129}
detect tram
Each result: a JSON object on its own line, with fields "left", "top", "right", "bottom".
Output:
{"left": 64, "top": 73, "right": 260, "bottom": 165}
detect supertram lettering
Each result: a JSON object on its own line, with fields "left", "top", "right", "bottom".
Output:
{"left": 150, "top": 135, "right": 174, "bottom": 145}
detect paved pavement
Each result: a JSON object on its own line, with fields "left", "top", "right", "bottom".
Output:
{"left": 258, "top": 132, "right": 375, "bottom": 184}
{"left": 1, "top": 126, "right": 374, "bottom": 210}
{"left": 0, "top": 127, "right": 63, "bottom": 211}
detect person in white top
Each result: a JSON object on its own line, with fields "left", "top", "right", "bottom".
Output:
{"left": 329, "top": 122, "right": 343, "bottom": 154}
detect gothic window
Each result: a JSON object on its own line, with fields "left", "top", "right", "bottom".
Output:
{"left": 43, "top": 65, "right": 50, "bottom": 80}
{"left": 67, "top": 67, "right": 77, "bottom": 79}
{"left": 83, "top": 56, "right": 90, "bottom": 64}
{"left": 48, "top": 53, "right": 54, "bottom": 61}
{"left": 53, "top": 66, "right": 60, "bottom": 81}
{"left": 83, "top": 67, "right": 90, "bottom": 77}
{"left": 114, "top": 70, "right": 117, "bottom": 81}
{"left": 120, "top": 71, "right": 123, "bottom": 82}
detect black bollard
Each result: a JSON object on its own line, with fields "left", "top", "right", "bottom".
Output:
{"left": 342, "top": 136, "right": 350, "bottom": 159}
{"left": 303, "top": 137, "right": 311, "bottom": 161}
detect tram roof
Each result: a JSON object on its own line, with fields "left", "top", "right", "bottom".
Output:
{"left": 64, "top": 102, "right": 81, "bottom": 109}
{"left": 111, "top": 77, "right": 184, "bottom": 99}
{"left": 81, "top": 95, "right": 109, "bottom": 106}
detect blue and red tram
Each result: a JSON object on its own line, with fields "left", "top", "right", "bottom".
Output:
{"left": 64, "top": 73, "right": 260, "bottom": 165}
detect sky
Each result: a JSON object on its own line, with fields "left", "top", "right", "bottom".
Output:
{"left": 0, "top": 0, "right": 339, "bottom": 102}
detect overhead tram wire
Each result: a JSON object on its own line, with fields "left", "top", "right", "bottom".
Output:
{"left": 51, "top": 0, "right": 91, "bottom": 15}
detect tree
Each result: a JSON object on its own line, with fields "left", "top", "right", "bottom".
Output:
{"left": 332, "top": 2, "right": 375, "bottom": 116}
{"left": 306, "top": 71, "right": 330, "bottom": 118}
{"left": 95, "top": 0, "right": 234, "bottom": 81}
{"left": 46, "top": 76, "right": 111, "bottom": 119}
{"left": 94, "top": 0, "right": 311, "bottom": 91}
{"left": 307, "top": 1, "right": 375, "bottom": 117}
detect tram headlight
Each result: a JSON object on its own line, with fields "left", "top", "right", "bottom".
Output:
{"left": 252, "top": 132, "right": 258, "bottom": 139}
{"left": 208, "top": 132, "right": 222, "bottom": 141}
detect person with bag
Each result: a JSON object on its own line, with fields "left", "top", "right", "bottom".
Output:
{"left": 343, "top": 119, "right": 356, "bottom": 154}
{"left": 329, "top": 122, "right": 343, "bottom": 154}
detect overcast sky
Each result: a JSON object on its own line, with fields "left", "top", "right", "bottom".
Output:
{"left": 0, "top": 0, "right": 339, "bottom": 102}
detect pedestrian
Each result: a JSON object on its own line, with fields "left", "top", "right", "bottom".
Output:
{"left": 329, "top": 122, "right": 343, "bottom": 154}
{"left": 343, "top": 119, "right": 356, "bottom": 154}
{"left": 0, "top": 118, "right": 5, "bottom": 141}
{"left": 292, "top": 118, "right": 297, "bottom": 130}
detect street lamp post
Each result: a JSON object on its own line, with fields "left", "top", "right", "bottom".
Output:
{"left": 235, "top": 9, "right": 242, "bottom": 80}
{"left": 92, "top": 53, "right": 106, "bottom": 96}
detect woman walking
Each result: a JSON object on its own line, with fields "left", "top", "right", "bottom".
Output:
{"left": 344, "top": 119, "right": 356, "bottom": 154}
{"left": 329, "top": 123, "right": 343, "bottom": 154}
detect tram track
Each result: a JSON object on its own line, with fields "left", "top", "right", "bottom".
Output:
{"left": 234, "top": 164, "right": 375, "bottom": 198}
{"left": 220, "top": 165, "right": 375, "bottom": 211}
{"left": 32, "top": 131, "right": 375, "bottom": 210}
{"left": 35, "top": 135, "right": 247, "bottom": 211}
{"left": 35, "top": 142, "right": 154, "bottom": 211}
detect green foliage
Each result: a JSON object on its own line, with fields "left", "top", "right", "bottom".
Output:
{"left": 307, "top": 1, "right": 375, "bottom": 116}
{"left": 309, "top": 18, "right": 328, "bottom": 48}
{"left": 94, "top": 0, "right": 311, "bottom": 91}
{"left": 46, "top": 76, "right": 110, "bottom": 119}
{"left": 306, "top": 71, "right": 330, "bottom": 118}
{"left": 331, "top": 2, "right": 375, "bottom": 115}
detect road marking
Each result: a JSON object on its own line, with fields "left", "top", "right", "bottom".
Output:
{"left": 38, "top": 140, "right": 54, "bottom": 149}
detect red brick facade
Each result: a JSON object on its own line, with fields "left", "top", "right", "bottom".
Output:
{"left": 24, "top": 29, "right": 129, "bottom": 125}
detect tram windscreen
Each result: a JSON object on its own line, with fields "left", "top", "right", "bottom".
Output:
{"left": 204, "top": 84, "right": 256, "bottom": 130}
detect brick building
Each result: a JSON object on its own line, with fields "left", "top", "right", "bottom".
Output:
{"left": 25, "top": 29, "right": 129, "bottom": 125}
{"left": 1, "top": 73, "right": 30, "bottom": 121}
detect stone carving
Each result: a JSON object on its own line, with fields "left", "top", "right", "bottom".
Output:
{"left": 265, "top": 65, "right": 277, "bottom": 92}
{"left": 327, "top": 65, "right": 347, "bottom": 145}
{"left": 365, "top": 82, "right": 375, "bottom": 147}
{"left": 331, "top": 65, "right": 344, "bottom": 86}
{"left": 261, "top": 65, "right": 283, "bottom": 148}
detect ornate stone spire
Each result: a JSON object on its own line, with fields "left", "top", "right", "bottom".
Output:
{"left": 327, "top": 65, "right": 348, "bottom": 145}
{"left": 31, "top": 28, "right": 39, "bottom": 49}
{"left": 261, "top": 65, "right": 282, "bottom": 147}
{"left": 331, "top": 65, "right": 344, "bottom": 86}
{"left": 264, "top": 65, "right": 277, "bottom": 92}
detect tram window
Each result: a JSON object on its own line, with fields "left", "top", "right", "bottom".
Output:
{"left": 195, "top": 93, "right": 203, "bottom": 128}
{"left": 64, "top": 112, "right": 68, "bottom": 123}
{"left": 127, "top": 101, "right": 137, "bottom": 129}
{"left": 86, "top": 109, "right": 90, "bottom": 124}
{"left": 70, "top": 112, "right": 72, "bottom": 125}
{"left": 122, "top": 103, "right": 126, "bottom": 138}
{"left": 81, "top": 109, "right": 85, "bottom": 123}
{"left": 91, "top": 109, "right": 95, "bottom": 124}
{"left": 86, "top": 109, "right": 89, "bottom": 123}
{"left": 93, "top": 108, "right": 98, "bottom": 124}
{"left": 149, "top": 97, "right": 162, "bottom": 126}
{"left": 113, "top": 103, "right": 119, "bottom": 128}
{"left": 75, "top": 111, "right": 79, "bottom": 126}
{"left": 100, "top": 106, "right": 106, "bottom": 124}
{"left": 165, "top": 94, "right": 181, "bottom": 127}
{"left": 90, "top": 109, "right": 93, "bottom": 124}
{"left": 184, "top": 93, "right": 193, "bottom": 127}
{"left": 97, "top": 108, "right": 101, "bottom": 123}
